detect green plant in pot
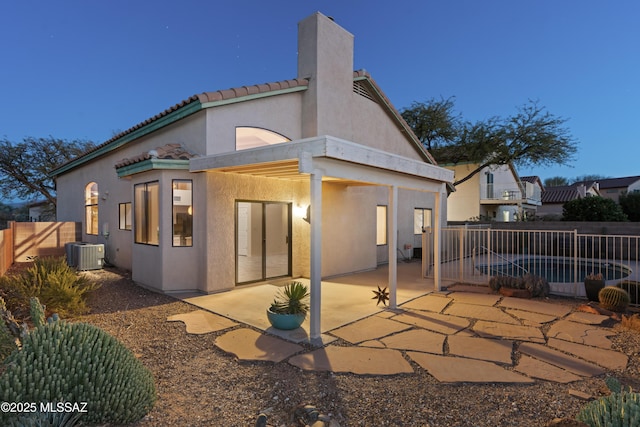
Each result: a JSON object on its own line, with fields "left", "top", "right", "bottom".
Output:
{"left": 267, "top": 281, "right": 310, "bottom": 330}
{"left": 584, "top": 272, "right": 605, "bottom": 302}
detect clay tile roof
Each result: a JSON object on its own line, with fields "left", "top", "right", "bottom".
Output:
{"left": 114, "top": 143, "right": 197, "bottom": 169}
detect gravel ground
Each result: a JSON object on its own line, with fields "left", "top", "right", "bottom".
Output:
{"left": 62, "top": 268, "right": 640, "bottom": 427}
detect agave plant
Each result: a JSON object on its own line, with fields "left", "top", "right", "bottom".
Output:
{"left": 269, "top": 282, "right": 310, "bottom": 315}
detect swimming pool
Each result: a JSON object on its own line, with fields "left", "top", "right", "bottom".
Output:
{"left": 476, "top": 257, "right": 631, "bottom": 283}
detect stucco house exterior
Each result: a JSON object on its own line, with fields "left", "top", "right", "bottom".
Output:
{"left": 572, "top": 176, "right": 640, "bottom": 204}
{"left": 50, "top": 13, "right": 453, "bottom": 338}
{"left": 444, "top": 162, "right": 541, "bottom": 222}
{"left": 537, "top": 182, "right": 600, "bottom": 219}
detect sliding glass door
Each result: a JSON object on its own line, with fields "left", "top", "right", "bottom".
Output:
{"left": 236, "top": 201, "right": 291, "bottom": 284}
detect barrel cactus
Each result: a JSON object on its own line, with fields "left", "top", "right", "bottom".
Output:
{"left": 0, "top": 320, "right": 156, "bottom": 425}
{"left": 576, "top": 391, "right": 640, "bottom": 426}
{"left": 599, "top": 286, "right": 630, "bottom": 312}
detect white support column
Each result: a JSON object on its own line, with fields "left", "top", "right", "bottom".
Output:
{"left": 309, "top": 173, "right": 322, "bottom": 340}
{"left": 388, "top": 185, "right": 398, "bottom": 308}
{"left": 433, "top": 187, "right": 442, "bottom": 291}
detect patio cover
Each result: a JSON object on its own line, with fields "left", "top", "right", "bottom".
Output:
{"left": 190, "top": 135, "right": 454, "bottom": 341}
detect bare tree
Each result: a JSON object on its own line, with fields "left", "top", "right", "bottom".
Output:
{"left": 0, "top": 136, "right": 95, "bottom": 207}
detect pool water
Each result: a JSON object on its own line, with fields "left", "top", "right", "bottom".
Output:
{"left": 477, "top": 258, "right": 631, "bottom": 283}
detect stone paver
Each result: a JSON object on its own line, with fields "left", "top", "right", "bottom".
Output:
{"left": 215, "top": 328, "right": 302, "bottom": 363}
{"left": 565, "top": 311, "right": 610, "bottom": 325}
{"left": 407, "top": 352, "right": 534, "bottom": 383}
{"left": 505, "top": 309, "right": 558, "bottom": 326}
{"left": 289, "top": 346, "right": 413, "bottom": 375}
{"left": 447, "top": 335, "right": 513, "bottom": 364}
{"left": 448, "top": 292, "right": 501, "bottom": 306}
{"left": 360, "top": 340, "right": 386, "bottom": 348}
{"left": 401, "top": 294, "right": 451, "bottom": 313}
{"left": 499, "top": 297, "right": 572, "bottom": 318}
{"left": 330, "top": 316, "right": 410, "bottom": 344}
{"left": 515, "top": 355, "right": 583, "bottom": 383}
{"left": 473, "top": 320, "right": 546, "bottom": 343}
{"left": 519, "top": 342, "right": 606, "bottom": 377}
{"left": 547, "top": 320, "right": 614, "bottom": 349}
{"left": 380, "top": 329, "right": 445, "bottom": 354}
{"left": 445, "top": 302, "right": 520, "bottom": 324}
{"left": 392, "top": 311, "right": 470, "bottom": 335}
{"left": 547, "top": 337, "right": 628, "bottom": 371}
{"left": 167, "top": 310, "right": 237, "bottom": 334}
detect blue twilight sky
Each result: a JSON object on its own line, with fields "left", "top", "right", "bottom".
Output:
{"left": 1, "top": 0, "right": 638, "bottom": 183}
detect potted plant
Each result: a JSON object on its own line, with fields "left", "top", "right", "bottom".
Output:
{"left": 267, "top": 281, "right": 309, "bottom": 330}
{"left": 584, "top": 272, "right": 605, "bottom": 302}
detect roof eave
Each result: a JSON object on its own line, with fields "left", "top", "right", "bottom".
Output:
{"left": 49, "top": 101, "right": 203, "bottom": 177}
{"left": 116, "top": 159, "right": 191, "bottom": 178}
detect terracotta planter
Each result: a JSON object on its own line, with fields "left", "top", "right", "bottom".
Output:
{"left": 266, "top": 308, "right": 306, "bottom": 330}
{"left": 584, "top": 279, "right": 605, "bottom": 302}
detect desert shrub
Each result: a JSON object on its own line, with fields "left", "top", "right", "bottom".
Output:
{"left": 4, "top": 411, "right": 83, "bottom": 427}
{"left": 576, "top": 391, "right": 640, "bottom": 426}
{"left": 563, "top": 196, "right": 628, "bottom": 222}
{"left": 488, "top": 274, "right": 549, "bottom": 297}
{"left": 0, "top": 319, "right": 156, "bottom": 425}
{"left": 621, "top": 314, "right": 640, "bottom": 333}
{"left": 0, "top": 257, "right": 98, "bottom": 318}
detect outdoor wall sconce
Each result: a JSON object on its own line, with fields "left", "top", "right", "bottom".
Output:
{"left": 294, "top": 204, "right": 311, "bottom": 223}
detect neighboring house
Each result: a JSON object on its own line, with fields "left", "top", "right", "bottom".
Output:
{"left": 27, "top": 200, "right": 56, "bottom": 222}
{"left": 50, "top": 13, "right": 453, "bottom": 338}
{"left": 537, "top": 182, "right": 601, "bottom": 218}
{"left": 444, "top": 162, "right": 542, "bottom": 222}
{"left": 573, "top": 176, "right": 640, "bottom": 204}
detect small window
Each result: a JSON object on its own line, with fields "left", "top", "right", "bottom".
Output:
{"left": 376, "top": 205, "right": 387, "bottom": 246}
{"left": 172, "top": 180, "right": 192, "bottom": 247}
{"left": 119, "top": 203, "right": 132, "bottom": 230}
{"left": 414, "top": 208, "right": 432, "bottom": 234}
{"left": 235, "top": 127, "right": 290, "bottom": 150}
{"left": 134, "top": 181, "right": 159, "bottom": 245}
{"left": 85, "top": 182, "right": 99, "bottom": 235}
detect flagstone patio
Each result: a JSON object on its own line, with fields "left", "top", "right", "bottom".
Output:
{"left": 169, "top": 284, "right": 629, "bottom": 384}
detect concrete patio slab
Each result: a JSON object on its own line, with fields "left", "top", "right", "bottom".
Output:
{"left": 547, "top": 320, "right": 615, "bottom": 349}
{"left": 504, "top": 309, "right": 557, "bottom": 326}
{"left": 392, "top": 311, "right": 470, "bottom": 335}
{"left": 330, "top": 316, "right": 411, "bottom": 344}
{"left": 444, "top": 302, "right": 520, "bottom": 325}
{"left": 447, "top": 335, "right": 513, "bottom": 364}
{"left": 400, "top": 294, "right": 452, "bottom": 313}
{"left": 289, "top": 346, "right": 413, "bottom": 375}
{"left": 547, "top": 337, "right": 628, "bottom": 371}
{"left": 380, "top": 329, "right": 445, "bottom": 353}
{"left": 473, "top": 320, "right": 546, "bottom": 343}
{"left": 215, "top": 328, "right": 303, "bottom": 362}
{"left": 407, "top": 352, "right": 534, "bottom": 383}
{"left": 519, "top": 343, "right": 606, "bottom": 377}
{"left": 565, "top": 311, "right": 610, "bottom": 325}
{"left": 499, "top": 298, "right": 573, "bottom": 318}
{"left": 167, "top": 310, "right": 237, "bottom": 334}
{"left": 448, "top": 292, "right": 502, "bottom": 306}
{"left": 515, "top": 355, "right": 583, "bottom": 383}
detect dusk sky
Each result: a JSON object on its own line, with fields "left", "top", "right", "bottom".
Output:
{"left": 1, "top": 1, "right": 638, "bottom": 182}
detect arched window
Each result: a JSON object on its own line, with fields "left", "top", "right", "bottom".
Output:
{"left": 235, "top": 127, "right": 290, "bottom": 150}
{"left": 85, "top": 182, "right": 99, "bottom": 235}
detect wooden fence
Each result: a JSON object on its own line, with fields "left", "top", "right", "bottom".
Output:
{"left": 0, "top": 221, "right": 82, "bottom": 275}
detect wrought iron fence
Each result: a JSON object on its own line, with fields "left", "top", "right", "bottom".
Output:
{"left": 423, "top": 226, "right": 639, "bottom": 307}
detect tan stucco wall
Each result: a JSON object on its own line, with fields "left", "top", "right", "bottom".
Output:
{"left": 446, "top": 164, "right": 481, "bottom": 221}
{"left": 203, "top": 171, "right": 309, "bottom": 293}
